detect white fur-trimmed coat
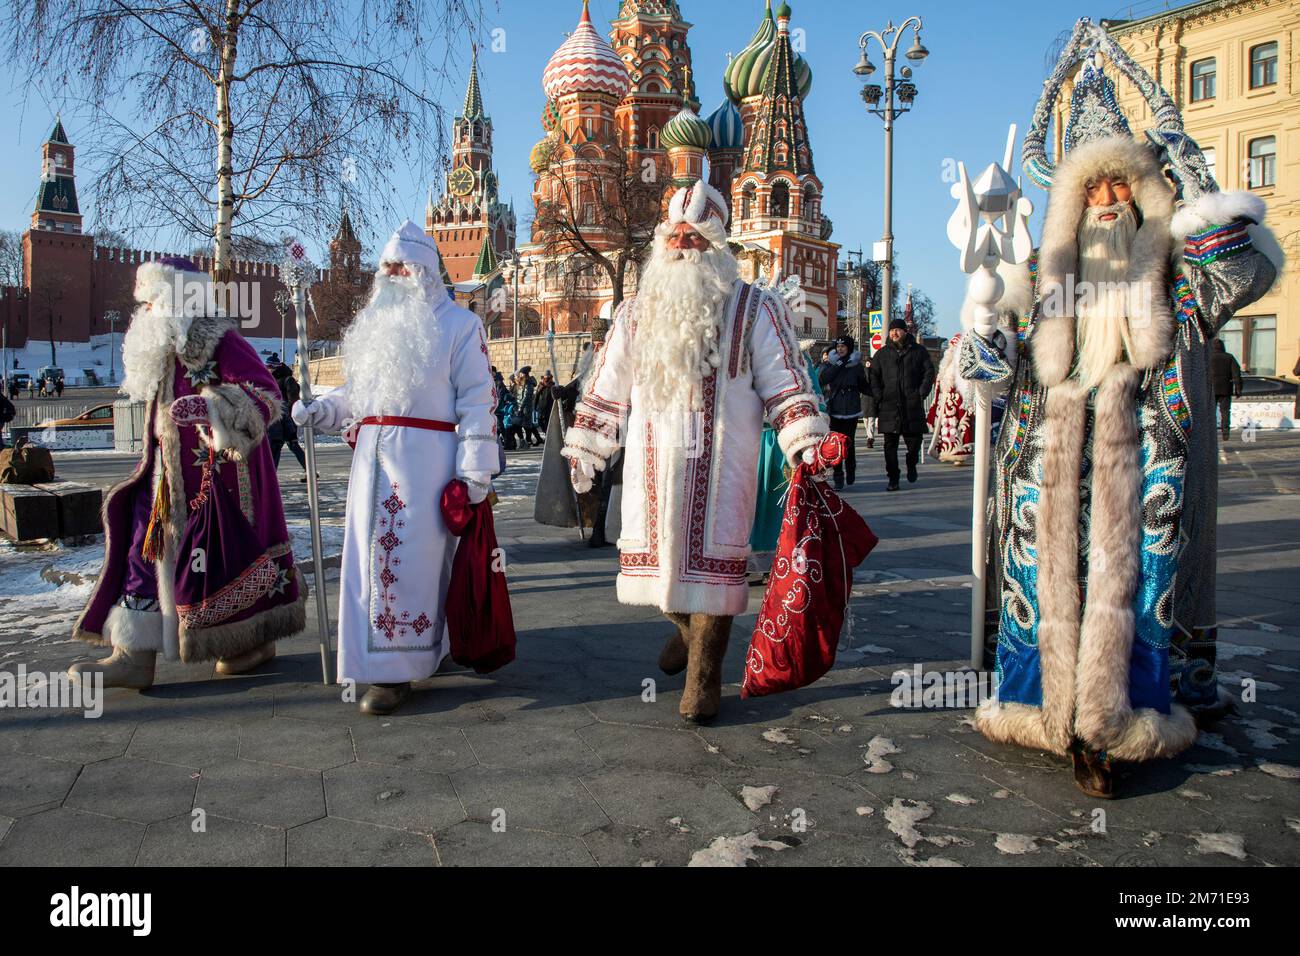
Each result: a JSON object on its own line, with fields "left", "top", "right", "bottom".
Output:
{"left": 566, "top": 280, "right": 828, "bottom": 616}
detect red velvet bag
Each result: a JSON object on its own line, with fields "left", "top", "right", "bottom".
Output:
{"left": 440, "top": 479, "right": 516, "bottom": 673}
{"left": 741, "top": 433, "right": 878, "bottom": 698}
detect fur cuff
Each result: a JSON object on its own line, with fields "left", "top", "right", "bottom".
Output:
{"left": 1104, "top": 705, "right": 1198, "bottom": 762}
{"left": 975, "top": 699, "right": 1068, "bottom": 755}
{"left": 561, "top": 437, "right": 609, "bottom": 471}
{"left": 202, "top": 383, "right": 271, "bottom": 460}
{"left": 565, "top": 413, "right": 622, "bottom": 461}
{"left": 772, "top": 401, "right": 828, "bottom": 464}
{"left": 1171, "top": 191, "right": 1266, "bottom": 240}
{"left": 105, "top": 604, "right": 165, "bottom": 652}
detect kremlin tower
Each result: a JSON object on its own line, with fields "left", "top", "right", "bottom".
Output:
{"left": 427, "top": 49, "right": 516, "bottom": 285}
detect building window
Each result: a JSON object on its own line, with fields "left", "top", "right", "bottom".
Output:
{"left": 1250, "top": 42, "right": 1277, "bottom": 89}
{"left": 1248, "top": 136, "right": 1276, "bottom": 188}
{"left": 771, "top": 181, "right": 790, "bottom": 218}
{"left": 1220, "top": 315, "right": 1277, "bottom": 375}
{"left": 1201, "top": 146, "right": 1216, "bottom": 183}
{"left": 741, "top": 183, "right": 755, "bottom": 220}
{"left": 1190, "top": 58, "right": 1216, "bottom": 101}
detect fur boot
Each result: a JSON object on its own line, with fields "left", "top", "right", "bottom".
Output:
{"left": 659, "top": 612, "right": 690, "bottom": 676}
{"left": 68, "top": 648, "right": 157, "bottom": 691}
{"left": 679, "top": 614, "right": 733, "bottom": 723}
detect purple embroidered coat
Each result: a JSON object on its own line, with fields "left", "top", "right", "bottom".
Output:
{"left": 74, "top": 317, "right": 305, "bottom": 662}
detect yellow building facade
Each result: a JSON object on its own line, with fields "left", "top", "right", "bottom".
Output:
{"left": 1101, "top": 0, "right": 1298, "bottom": 377}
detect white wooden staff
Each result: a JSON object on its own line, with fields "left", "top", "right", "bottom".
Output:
{"left": 280, "top": 242, "right": 333, "bottom": 685}
{"left": 945, "top": 125, "right": 1034, "bottom": 668}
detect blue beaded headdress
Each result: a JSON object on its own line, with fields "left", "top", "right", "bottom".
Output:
{"left": 1022, "top": 18, "right": 1193, "bottom": 191}
{"left": 1063, "top": 59, "right": 1131, "bottom": 152}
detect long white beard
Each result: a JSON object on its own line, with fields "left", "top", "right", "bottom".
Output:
{"left": 632, "top": 239, "right": 737, "bottom": 412}
{"left": 120, "top": 305, "right": 189, "bottom": 404}
{"left": 342, "top": 273, "right": 439, "bottom": 418}
{"left": 1074, "top": 203, "right": 1138, "bottom": 390}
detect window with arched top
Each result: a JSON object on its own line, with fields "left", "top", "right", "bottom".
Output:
{"left": 802, "top": 184, "right": 818, "bottom": 218}
{"left": 648, "top": 128, "right": 659, "bottom": 149}
{"left": 741, "top": 182, "right": 756, "bottom": 220}
{"left": 771, "top": 181, "right": 790, "bottom": 218}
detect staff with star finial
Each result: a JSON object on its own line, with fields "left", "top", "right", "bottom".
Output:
{"left": 280, "top": 240, "right": 333, "bottom": 684}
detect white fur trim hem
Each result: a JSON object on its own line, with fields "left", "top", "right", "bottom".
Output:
{"left": 616, "top": 573, "right": 748, "bottom": 617}
{"left": 974, "top": 698, "right": 1198, "bottom": 762}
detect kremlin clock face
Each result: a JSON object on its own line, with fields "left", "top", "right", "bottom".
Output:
{"left": 448, "top": 165, "right": 475, "bottom": 196}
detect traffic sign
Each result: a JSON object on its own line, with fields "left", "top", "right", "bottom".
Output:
{"left": 871, "top": 332, "right": 884, "bottom": 352}
{"left": 868, "top": 310, "right": 883, "bottom": 335}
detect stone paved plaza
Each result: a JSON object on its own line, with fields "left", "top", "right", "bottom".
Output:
{"left": 1, "top": 431, "right": 1297, "bottom": 866}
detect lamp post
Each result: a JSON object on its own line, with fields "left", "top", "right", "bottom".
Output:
{"left": 105, "top": 310, "right": 120, "bottom": 384}
{"left": 501, "top": 250, "right": 521, "bottom": 373}
{"left": 854, "top": 17, "right": 929, "bottom": 332}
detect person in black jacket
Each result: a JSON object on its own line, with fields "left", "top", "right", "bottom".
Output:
{"left": 869, "top": 318, "right": 936, "bottom": 491}
{"left": 817, "top": 335, "right": 871, "bottom": 489}
{"left": 1209, "top": 339, "right": 1243, "bottom": 442}
{"left": 270, "top": 362, "right": 309, "bottom": 479}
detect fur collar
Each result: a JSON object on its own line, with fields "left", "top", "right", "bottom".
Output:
{"left": 827, "top": 350, "right": 862, "bottom": 367}
{"left": 180, "top": 316, "right": 237, "bottom": 371}
{"left": 1031, "top": 135, "right": 1175, "bottom": 387}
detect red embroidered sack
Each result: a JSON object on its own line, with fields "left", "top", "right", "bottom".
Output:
{"left": 441, "top": 479, "right": 516, "bottom": 673}
{"left": 741, "top": 433, "right": 878, "bottom": 698}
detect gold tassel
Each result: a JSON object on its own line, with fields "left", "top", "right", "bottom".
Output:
{"left": 141, "top": 471, "right": 170, "bottom": 562}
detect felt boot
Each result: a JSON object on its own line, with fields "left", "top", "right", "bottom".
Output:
{"left": 68, "top": 648, "right": 156, "bottom": 691}
{"left": 679, "top": 614, "right": 732, "bottom": 724}
{"left": 216, "top": 641, "right": 276, "bottom": 675}
{"left": 659, "top": 612, "right": 690, "bottom": 676}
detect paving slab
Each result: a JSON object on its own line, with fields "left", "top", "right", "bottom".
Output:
{"left": 0, "top": 806, "right": 144, "bottom": 866}
{"left": 287, "top": 816, "right": 438, "bottom": 867}
{"left": 322, "top": 762, "right": 464, "bottom": 833}
{"left": 138, "top": 813, "right": 285, "bottom": 867}
{"left": 64, "top": 755, "right": 198, "bottom": 824}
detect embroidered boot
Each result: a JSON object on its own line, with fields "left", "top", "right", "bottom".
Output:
{"left": 658, "top": 612, "right": 690, "bottom": 676}
{"left": 216, "top": 641, "right": 276, "bottom": 675}
{"left": 360, "top": 682, "right": 412, "bottom": 716}
{"left": 68, "top": 648, "right": 156, "bottom": 691}
{"left": 679, "top": 614, "right": 733, "bottom": 724}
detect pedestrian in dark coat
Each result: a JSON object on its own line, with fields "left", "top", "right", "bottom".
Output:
{"left": 0, "top": 391, "right": 14, "bottom": 450}
{"left": 270, "top": 362, "right": 308, "bottom": 477}
{"left": 818, "top": 335, "right": 870, "bottom": 489}
{"left": 1209, "top": 339, "right": 1243, "bottom": 442}
{"left": 869, "top": 318, "right": 936, "bottom": 490}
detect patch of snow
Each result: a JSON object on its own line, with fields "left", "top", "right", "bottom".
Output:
{"left": 1241, "top": 719, "right": 1286, "bottom": 751}
{"left": 687, "top": 831, "right": 790, "bottom": 867}
{"left": 1256, "top": 762, "right": 1300, "bottom": 780}
{"left": 1215, "top": 643, "right": 1267, "bottom": 661}
{"left": 994, "top": 833, "right": 1039, "bottom": 855}
{"left": 945, "top": 793, "right": 978, "bottom": 806}
{"left": 1195, "top": 732, "right": 1241, "bottom": 757}
{"left": 884, "top": 798, "right": 933, "bottom": 848}
{"left": 1183, "top": 763, "right": 1244, "bottom": 776}
{"left": 863, "top": 735, "right": 900, "bottom": 774}
{"left": 740, "top": 785, "right": 778, "bottom": 812}
{"left": 762, "top": 727, "right": 794, "bottom": 746}
{"left": 1190, "top": 832, "right": 1246, "bottom": 860}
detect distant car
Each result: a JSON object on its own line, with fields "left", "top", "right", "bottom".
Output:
{"left": 10, "top": 371, "right": 31, "bottom": 391}
{"left": 1240, "top": 375, "right": 1298, "bottom": 399}
{"left": 37, "top": 403, "right": 115, "bottom": 429}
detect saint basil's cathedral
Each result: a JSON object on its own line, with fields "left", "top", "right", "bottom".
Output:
{"left": 429, "top": 0, "right": 839, "bottom": 369}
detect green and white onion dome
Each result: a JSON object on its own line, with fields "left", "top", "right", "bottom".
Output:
{"left": 722, "top": 0, "right": 812, "bottom": 103}
{"left": 660, "top": 107, "right": 712, "bottom": 150}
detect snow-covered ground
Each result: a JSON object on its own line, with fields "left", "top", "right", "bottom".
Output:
{"left": 6, "top": 333, "right": 302, "bottom": 387}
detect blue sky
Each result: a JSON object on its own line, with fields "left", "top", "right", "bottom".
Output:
{"left": 0, "top": 0, "right": 1171, "bottom": 337}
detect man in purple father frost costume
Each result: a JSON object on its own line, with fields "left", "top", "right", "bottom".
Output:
{"left": 69, "top": 257, "right": 305, "bottom": 690}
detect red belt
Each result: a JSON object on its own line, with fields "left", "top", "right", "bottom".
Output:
{"left": 357, "top": 416, "right": 456, "bottom": 432}
{"left": 345, "top": 416, "right": 456, "bottom": 449}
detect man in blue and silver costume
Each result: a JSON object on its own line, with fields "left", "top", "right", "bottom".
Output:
{"left": 959, "top": 20, "right": 1284, "bottom": 797}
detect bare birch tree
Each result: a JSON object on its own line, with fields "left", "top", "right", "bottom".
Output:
{"left": 8, "top": 0, "right": 483, "bottom": 282}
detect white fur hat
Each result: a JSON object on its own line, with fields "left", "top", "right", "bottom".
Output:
{"left": 133, "top": 256, "right": 213, "bottom": 317}
{"left": 380, "top": 219, "right": 445, "bottom": 276}
{"left": 667, "top": 180, "right": 729, "bottom": 230}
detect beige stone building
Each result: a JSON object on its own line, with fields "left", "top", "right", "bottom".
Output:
{"left": 1099, "top": 0, "right": 1298, "bottom": 377}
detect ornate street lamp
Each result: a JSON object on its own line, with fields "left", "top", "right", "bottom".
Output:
{"left": 854, "top": 17, "right": 929, "bottom": 332}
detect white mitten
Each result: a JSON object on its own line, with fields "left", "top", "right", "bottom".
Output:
{"left": 291, "top": 399, "right": 326, "bottom": 428}
{"left": 463, "top": 472, "right": 491, "bottom": 505}
{"left": 569, "top": 457, "right": 596, "bottom": 494}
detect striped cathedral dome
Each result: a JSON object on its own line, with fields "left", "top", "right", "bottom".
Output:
{"left": 722, "top": 0, "right": 812, "bottom": 104}
{"left": 542, "top": 0, "right": 630, "bottom": 101}
{"left": 704, "top": 98, "right": 743, "bottom": 150}
{"left": 660, "top": 107, "right": 712, "bottom": 150}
